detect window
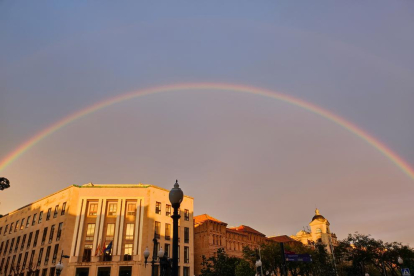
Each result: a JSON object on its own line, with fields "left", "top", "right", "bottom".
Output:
{"left": 125, "top": 224, "right": 134, "bottom": 240}
{"left": 32, "top": 214, "right": 37, "bottom": 226}
{"left": 37, "top": 248, "right": 43, "bottom": 267}
{"left": 21, "top": 235, "right": 26, "bottom": 250}
{"left": 123, "top": 244, "right": 132, "bottom": 261}
{"left": 46, "top": 208, "right": 52, "bottom": 221}
{"left": 9, "top": 238, "right": 14, "bottom": 254}
{"left": 126, "top": 203, "right": 136, "bottom": 216}
{"left": 38, "top": 211, "right": 43, "bottom": 224}
{"left": 61, "top": 202, "right": 66, "bottom": 215}
{"left": 49, "top": 225, "right": 55, "bottom": 243}
{"left": 86, "top": 224, "right": 95, "bottom": 241}
{"left": 88, "top": 203, "right": 98, "bottom": 216}
{"left": 165, "top": 224, "right": 171, "bottom": 240}
{"left": 184, "top": 227, "right": 189, "bottom": 243}
{"left": 97, "top": 267, "right": 111, "bottom": 276}
{"left": 3, "top": 240, "right": 8, "bottom": 255}
{"left": 42, "top": 268, "right": 48, "bottom": 276}
{"left": 9, "top": 223, "right": 13, "bottom": 233}
{"left": 41, "top": 227, "right": 48, "bottom": 245}
{"left": 184, "top": 267, "right": 190, "bottom": 276}
{"left": 33, "top": 230, "right": 40, "bottom": 247}
{"left": 15, "top": 220, "right": 19, "bottom": 231}
{"left": 119, "top": 266, "right": 132, "bottom": 276}
{"left": 20, "top": 218, "right": 25, "bottom": 230}
{"left": 154, "top": 222, "right": 161, "bottom": 239}
{"left": 53, "top": 205, "right": 59, "bottom": 218}
{"left": 27, "top": 232, "right": 33, "bottom": 248}
{"left": 155, "top": 202, "right": 161, "bottom": 214}
{"left": 108, "top": 203, "right": 117, "bottom": 216}
{"left": 0, "top": 258, "right": 4, "bottom": 274}
{"left": 50, "top": 267, "right": 56, "bottom": 276}
{"left": 56, "top": 223, "right": 63, "bottom": 241}
{"left": 166, "top": 204, "right": 171, "bottom": 216}
{"left": 22, "top": 251, "right": 28, "bottom": 269}
{"left": 4, "top": 257, "right": 9, "bottom": 275}
{"left": 106, "top": 224, "right": 115, "bottom": 241}
{"left": 52, "top": 245, "right": 59, "bottom": 264}
{"left": 76, "top": 268, "right": 89, "bottom": 276}
{"left": 178, "top": 246, "right": 180, "bottom": 263}
{"left": 44, "top": 246, "right": 51, "bottom": 265}
{"left": 0, "top": 242, "right": 3, "bottom": 254}
{"left": 17, "top": 253, "right": 22, "bottom": 267}
{"left": 3, "top": 225, "right": 8, "bottom": 235}
{"left": 82, "top": 245, "right": 92, "bottom": 262}
{"left": 15, "top": 236, "right": 20, "bottom": 252}
{"left": 29, "top": 250, "right": 35, "bottom": 267}
{"left": 165, "top": 244, "right": 170, "bottom": 257}
{"left": 184, "top": 209, "right": 189, "bottom": 221}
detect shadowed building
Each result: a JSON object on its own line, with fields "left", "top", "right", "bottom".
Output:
{"left": 0, "top": 183, "right": 194, "bottom": 276}
{"left": 291, "top": 208, "right": 337, "bottom": 253}
{"left": 193, "top": 214, "right": 266, "bottom": 276}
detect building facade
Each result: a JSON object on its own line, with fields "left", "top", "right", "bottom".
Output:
{"left": 193, "top": 214, "right": 266, "bottom": 276}
{"left": 0, "top": 183, "right": 194, "bottom": 276}
{"left": 290, "top": 208, "right": 337, "bottom": 253}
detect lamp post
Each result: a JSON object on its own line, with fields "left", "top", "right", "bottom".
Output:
{"left": 55, "top": 251, "right": 70, "bottom": 276}
{"left": 169, "top": 180, "right": 183, "bottom": 276}
{"left": 144, "top": 231, "right": 171, "bottom": 276}
{"left": 398, "top": 257, "right": 403, "bottom": 276}
{"left": 0, "top": 177, "right": 10, "bottom": 191}
{"left": 255, "top": 259, "right": 262, "bottom": 276}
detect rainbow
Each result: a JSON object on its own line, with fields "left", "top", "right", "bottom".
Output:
{"left": 1, "top": 83, "right": 413, "bottom": 181}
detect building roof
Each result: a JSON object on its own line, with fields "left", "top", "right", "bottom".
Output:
{"left": 311, "top": 208, "right": 326, "bottom": 222}
{"left": 226, "top": 228, "right": 248, "bottom": 236}
{"left": 194, "top": 214, "right": 228, "bottom": 225}
{"left": 268, "top": 235, "right": 299, "bottom": 243}
{"left": 229, "top": 225, "right": 266, "bottom": 237}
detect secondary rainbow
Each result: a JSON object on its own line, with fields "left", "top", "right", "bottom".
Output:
{"left": 1, "top": 83, "right": 413, "bottom": 181}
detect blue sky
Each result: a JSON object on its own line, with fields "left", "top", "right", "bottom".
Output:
{"left": 1, "top": 1, "right": 413, "bottom": 244}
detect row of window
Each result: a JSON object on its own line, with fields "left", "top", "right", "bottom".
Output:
{"left": 0, "top": 244, "right": 60, "bottom": 276}
{"left": 154, "top": 222, "right": 190, "bottom": 243}
{"left": 83, "top": 222, "right": 190, "bottom": 244}
{"left": 1, "top": 203, "right": 66, "bottom": 237}
{"left": 88, "top": 202, "right": 136, "bottom": 217}
{"left": 74, "top": 265, "right": 190, "bottom": 276}
{"left": 0, "top": 223, "right": 63, "bottom": 257}
{"left": 155, "top": 203, "right": 190, "bottom": 221}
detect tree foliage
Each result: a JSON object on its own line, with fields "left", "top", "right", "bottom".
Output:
{"left": 199, "top": 233, "right": 414, "bottom": 276}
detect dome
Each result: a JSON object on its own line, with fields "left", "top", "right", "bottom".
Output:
{"left": 311, "top": 208, "right": 326, "bottom": 221}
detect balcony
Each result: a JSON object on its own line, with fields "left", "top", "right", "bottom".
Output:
{"left": 165, "top": 236, "right": 171, "bottom": 241}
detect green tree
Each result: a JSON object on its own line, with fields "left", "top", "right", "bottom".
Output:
{"left": 200, "top": 248, "right": 239, "bottom": 276}
{"left": 235, "top": 259, "right": 255, "bottom": 276}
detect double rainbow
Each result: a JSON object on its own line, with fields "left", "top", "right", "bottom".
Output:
{"left": 1, "top": 83, "right": 413, "bottom": 181}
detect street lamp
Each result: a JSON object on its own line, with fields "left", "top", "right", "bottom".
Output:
{"left": 398, "top": 257, "right": 403, "bottom": 265}
{"left": 55, "top": 251, "right": 69, "bottom": 276}
{"left": 169, "top": 180, "right": 183, "bottom": 276}
{"left": 365, "top": 273, "right": 369, "bottom": 276}
{"left": 144, "top": 232, "right": 171, "bottom": 276}
{"left": 0, "top": 177, "right": 10, "bottom": 191}
{"left": 255, "top": 259, "right": 262, "bottom": 276}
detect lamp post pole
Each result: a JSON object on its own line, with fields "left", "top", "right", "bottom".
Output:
{"left": 169, "top": 180, "right": 183, "bottom": 276}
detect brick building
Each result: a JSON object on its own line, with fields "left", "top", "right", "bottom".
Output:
{"left": 193, "top": 214, "right": 266, "bottom": 276}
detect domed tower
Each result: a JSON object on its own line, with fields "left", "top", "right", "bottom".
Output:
{"left": 309, "top": 208, "right": 336, "bottom": 252}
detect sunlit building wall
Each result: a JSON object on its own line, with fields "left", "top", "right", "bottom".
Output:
{"left": 0, "top": 184, "right": 194, "bottom": 276}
